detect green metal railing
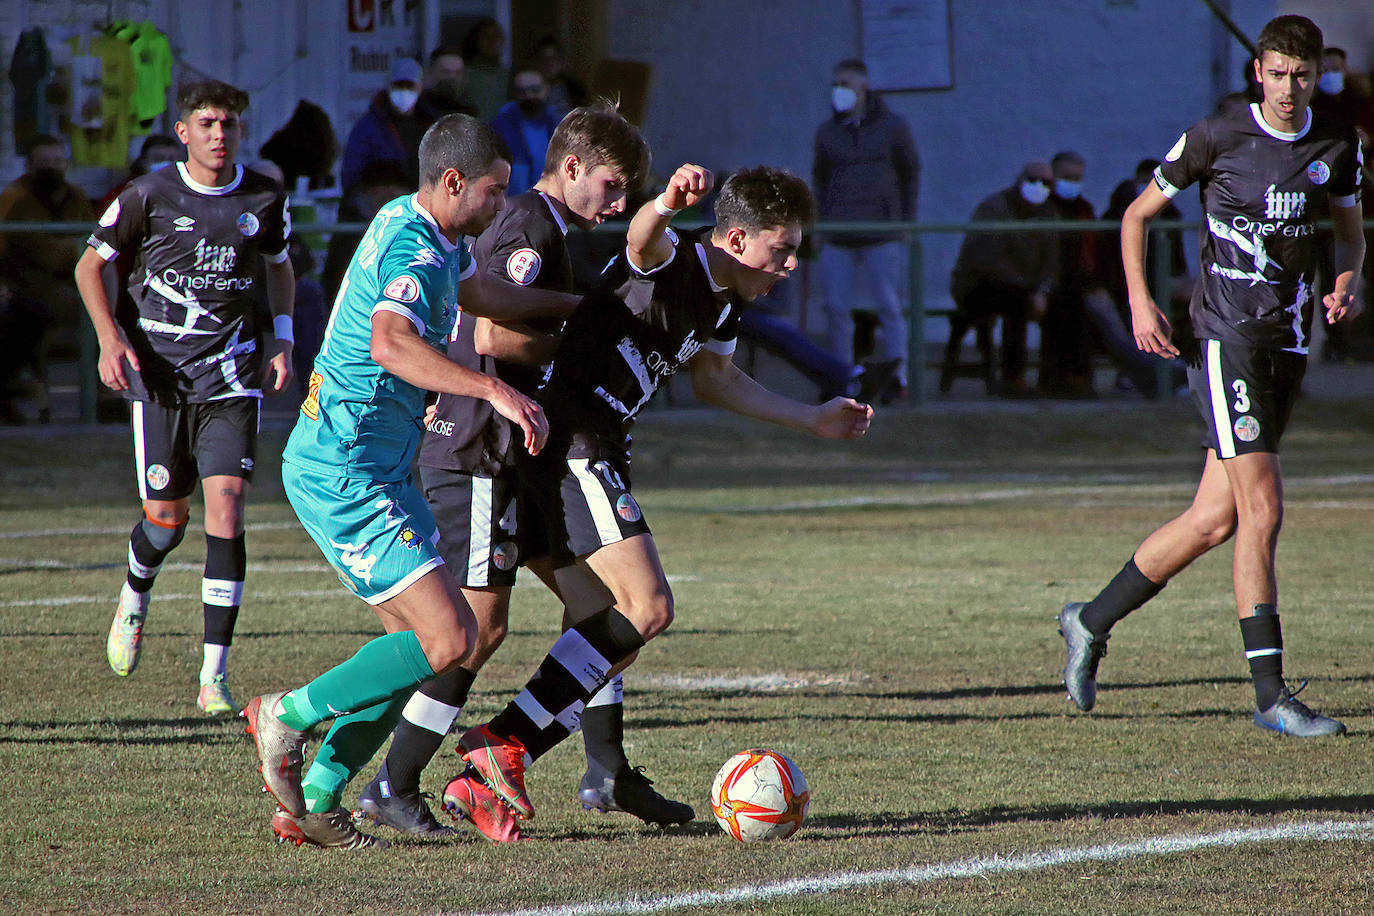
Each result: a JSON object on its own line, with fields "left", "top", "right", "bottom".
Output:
{"left": 6, "top": 216, "right": 1367, "bottom": 418}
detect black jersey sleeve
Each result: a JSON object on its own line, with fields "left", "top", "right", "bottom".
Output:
{"left": 1330, "top": 131, "right": 1364, "bottom": 208}
{"left": 260, "top": 190, "right": 291, "bottom": 262}
{"left": 87, "top": 182, "right": 148, "bottom": 262}
{"left": 480, "top": 212, "right": 557, "bottom": 287}
{"left": 1154, "top": 118, "right": 1214, "bottom": 199}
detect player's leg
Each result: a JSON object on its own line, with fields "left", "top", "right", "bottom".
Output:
{"left": 1060, "top": 450, "right": 1237, "bottom": 710}
{"left": 865, "top": 240, "right": 909, "bottom": 397}
{"left": 820, "top": 244, "right": 859, "bottom": 365}
{"left": 109, "top": 400, "right": 192, "bottom": 677}
{"left": 191, "top": 398, "right": 258, "bottom": 713}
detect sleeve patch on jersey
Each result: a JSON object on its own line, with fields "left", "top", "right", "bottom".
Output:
{"left": 238, "top": 212, "right": 260, "bottom": 237}
{"left": 98, "top": 199, "right": 121, "bottom": 228}
{"left": 1164, "top": 133, "right": 1187, "bottom": 162}
{"left": 383, "top": 275, "right": 422, "bottom": 303}
{"left": 506, "top": 248, "right": 542, "bottom": 285}
{"left": 1306, "top": 160, "right": 1330, "bottom": 185}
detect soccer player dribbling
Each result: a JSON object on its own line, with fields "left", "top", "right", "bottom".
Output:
{"left": 1059, "top": 15, "right": 1365, "bottom": 736}
{"left": 75, "top": 80, "right": 294, "bottom": 716}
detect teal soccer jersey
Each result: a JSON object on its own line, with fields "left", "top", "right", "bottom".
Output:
{"left": 284, "top": 194, "right": 475, "bottom": 482}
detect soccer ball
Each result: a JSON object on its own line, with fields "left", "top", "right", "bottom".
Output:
{"left": 710, "top": 748, "right": 809, "bottom": 842}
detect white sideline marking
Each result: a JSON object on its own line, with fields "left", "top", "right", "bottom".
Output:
{"left": 440, "top": 819, "right": 1374, "bottom": 916}
{"left": 637, "top": 673, "right": 858, "bottom": 691}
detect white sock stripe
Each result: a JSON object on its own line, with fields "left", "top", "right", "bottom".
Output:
{"left": 201, "top": 578, "right": 245, "bottom": 607}
{"left": 1245, "top": 648, "right": 1283, "bottom": 658}
{"left": 128, "top": 542, "right": 161, "bottom": 580}
{"left": 514, "top": 689, "right": 555, "bottom": 729}
{"left": 467, "top": 475, "right": 494, "bottom": 587}
{"left": 401, "top": 691, "right": 462, "bottom": 735}
{"left": 571, "top": 459, "right": 625, "bottom": 546}
{"left": 1206, "top": 340, "right": 1237, "bottom": 459}
{"left": 554, "top": 700, "right": 585, "bottom": 733}
{"left": 586, "top": 674, "right": 623, "bottom": 708}
{"left": 548, "top": 629, "right": 613, "bottom": 693}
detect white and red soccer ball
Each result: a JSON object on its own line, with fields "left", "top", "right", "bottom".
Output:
{"left": 710, "top": 748, "right": 809, "bottom": 842}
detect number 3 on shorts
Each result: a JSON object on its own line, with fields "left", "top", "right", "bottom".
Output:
{"left": 1232, "top": 379, "right": 1250, "bottom": 413}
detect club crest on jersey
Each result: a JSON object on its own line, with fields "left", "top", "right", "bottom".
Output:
{"left": 492, "top": 541, "right": 519, "bottom": 571}
{"left": 1234, "top": 415, "right": 1261, "bottom": 442}
{"left": 99, "top": 199, "right": 121, "bottom": 227}
{"left": 506, "top": 248, "right": 542, "bottom": 285}
{"left": 1165, "top": 133, "right": 1187, "bottom": 162}
{"left": 1306, "top": 160, "right": 1330, "bottom": 186}
{"left": 384, "top": 275, "right": 421, "bottom": 303}
{"left": 237, "top": 212, "right": 260, "bottom": 237}
{"left": 616, "top": 493, "right": 642, "bottom": 523}
{"left": 145, "top": 464, "right": 171, "bottom": 491}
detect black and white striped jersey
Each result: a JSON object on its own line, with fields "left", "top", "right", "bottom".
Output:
{"left": 88, "top": 162, "right": 290, "bottom": 403}
{"left": 1155, "top": 103, "right": 1363, "bottom": 353}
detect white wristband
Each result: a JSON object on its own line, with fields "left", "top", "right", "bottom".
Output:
{"left": 273, "top": 314, "right": 294, "bottom": 344}
{"left": 653, "top": 194, "right": 680, "bottom": 217}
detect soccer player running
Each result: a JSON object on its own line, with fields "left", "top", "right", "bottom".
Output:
{"left": 243, "top": 114, "right": 580, "bottom": 849}
{"left": 1059, "top": 15, "right": 1365, "bottom": 736}
{"left": 75, "top": 80, "right": 294, "bottom": 716}
{"left": 452, "top": 164, "right": 874, "bottom": 822}
{"left": 354, "top": 104, "right": 693, "bottom": 841}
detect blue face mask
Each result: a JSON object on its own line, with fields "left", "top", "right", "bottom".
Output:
{"left": 1019, "top": 179, "right": 1050, "bottom": 205}
{"left": 1054, "top": 179, "right": 1081, "bottom": 200}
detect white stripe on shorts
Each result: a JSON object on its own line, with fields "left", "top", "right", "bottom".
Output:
{"left": 467, "top": 475, "right": 494, "bottom": 587}
{"left": 133, "top": 401, "right": 148, "bottom": 500}
{"left": 549, "top": 628, "right": 612, "bottom": 693}
{"left": 401, "top": 691, "right": 462, "bottom": 735}
{"left": 571, "top": 458, "right": 624, "bottom": 546}
{"left": 1206, "top": 339, "right": 1237, "bottom": 459}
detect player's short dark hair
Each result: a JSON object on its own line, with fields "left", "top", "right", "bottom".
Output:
{"left": 713, "top": 166, "right": 815, "bottom": 236}
{"left": 1052, "top": 150, "right": 1084, "bottom": 169}
{"left": 542, "top": 103, "right": 649, "bottom": 190}
{"left": 1256, "top": 15, "right": 1323, "bottom": 65}
{"left": 176, "top": 80, "right": 250, "bottom": 119}
{"left": 418, "top": 113, "right": 511, "bottom": 188}
{"left": 833, "top": 58, "right": 867, "bottom": 76}
{"left": 1323, "top": 47, "right": 1346, "bottom": 61}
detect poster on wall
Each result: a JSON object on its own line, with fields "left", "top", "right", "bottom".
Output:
{"left": 860, "top": 0, "right": 953, "bottom": 91}
{"left": 342, "top": 0, "right": 422, "bottom": 129}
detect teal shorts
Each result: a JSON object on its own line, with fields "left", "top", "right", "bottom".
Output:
{"left": 283, "top": 462, "right": 443, "bottom": 605}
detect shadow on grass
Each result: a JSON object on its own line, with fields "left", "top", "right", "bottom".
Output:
{"left": 795, "top": 793, "right": 1374, "bottom": 840}
{"left": 0, "top": 715, "right": 246, "bottom": 745}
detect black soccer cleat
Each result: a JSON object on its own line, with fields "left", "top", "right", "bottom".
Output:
{"left": 579, "top": 764, "right": 695, "bottom": 826}
{"left": 355, "top": 772, "right": 454, "bottom": 839}
{"left": 1059, "top": 602, "right": 1109, "bottom": 711}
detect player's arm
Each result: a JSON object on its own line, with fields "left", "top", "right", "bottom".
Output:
{"left": 1324, "top": 200, "right": 1366, "bottom": 324}
{"left": 627, "top": 164, "right": 713, "bottom": 272}
{"left": 370, "top": 310, "right": 548, "bottom": 455}
{"left": 473, "top": 317, "right": 559, "bottom": 365}
{"left": 262, "top": 253, "right": 296, "bottom": 392}
{"left": 688, "top": 348, "right": 872, "bottom": 440}
{"left": 1120, "top": 181, "right": 1180, "bottom": 357}
{"left": 74, "top": 245, "right": 141, "bottom": 391}
{"left": 458, "top": 267, "right": 579, "bottom": 321}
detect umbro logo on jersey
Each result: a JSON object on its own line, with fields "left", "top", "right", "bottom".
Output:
{"left": 174, "top": 215, "right": 196, "bottom": 232}
{"left": 408, "top": 246, "right": 444, "bottom": 269}
{"left": 1263, "top": 185, "right": 1305, "bottom": 220}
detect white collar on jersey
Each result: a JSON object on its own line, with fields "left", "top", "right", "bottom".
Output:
{"left": 409, "top": 193, "right": 459, "bottom": 253}
{"left": 694, "top": 240, "right": 727, "bottom": 293}
{"left": 1249, "top": 102, "right": 1312, "bottom": 142}
{"left": 176, "top": 162, "right": 244, "bottom": 195}
{"left": 538, "top": 191, "right": 570, "bottom": 236}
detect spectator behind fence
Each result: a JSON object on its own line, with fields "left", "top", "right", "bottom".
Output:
{"left": 491, "top": 68, "right": 560, "bottom": 197}
{"left": 0, "top": 134, "right": 93, "bottom": 422}
{"left": 416, "top": 45, "right": 475, "bottom": 125}
{"left": 460, "top": 18, "right": 509, "bottom": 121}
{"left": 320, "top": 160, "right": 413, "bottom": 308}
{"left": 533, "top": 36, "right": 588, "bottom": 120}
{"left": 261, "top": 99, "right": 338, "bottom": 192}
{"left": 340, "top": 57, "right": 425, "bottom": 195}
{"left": 1311, "top": 47, "right": 1370, "bottom": 132}
{"left": 946, "top": 160, "right": 1058, "bottom": 398}
{"left": 813, "top": 58, "right": 920, "bottom": 403}
{"left": 1039, "top": 150, "right": 1099, "bottom": 398}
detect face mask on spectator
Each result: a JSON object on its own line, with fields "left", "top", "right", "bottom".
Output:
{"left": 389, "top": 88, "right": 419, "bottom": 113}
{"left": 1019, "top": 179, "right": 1050, "bottom": 205}
{"left": 1054, "top": 179, "right": 1081, "bottom": 199}
{"left": 1319, "top": 71, "right": 1344, "bottom": 95}
{"left": 31, "top": 167, "right": 65, "bottom": 195}
{"left": 831, "top": 86, "right": 858, "bottom": 114}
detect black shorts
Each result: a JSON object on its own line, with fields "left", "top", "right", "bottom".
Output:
{"left": 420, "top": 465, "right": 522, "bottom": 588}
{"left": 132, "top": 397, "right": 260, "bottom": 500}
{"left": 1187, "top": 339, "right": 1305, "bottom": 457}
{"left": 526, "top": 455, "right": 652, "bottom": 559}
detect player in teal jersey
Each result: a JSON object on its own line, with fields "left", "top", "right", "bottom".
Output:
{"left": 243, "top": 114, "right": 580, "bottom": 850}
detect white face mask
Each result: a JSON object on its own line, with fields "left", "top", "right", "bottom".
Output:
{"left": 831, "top": 86, "right": 858, "bottom": 114}
{"left": 389, "top": 88, "right": 419, "bottom": 113}
{"left": 1019, "top": 179, "right": 1050, "bottom": 205}
{"left": 1319, "top": 71, "right": 1344, "bottom": 95}
{"left": 1054, "top": 178, "right": 1081, "bottom": 200}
